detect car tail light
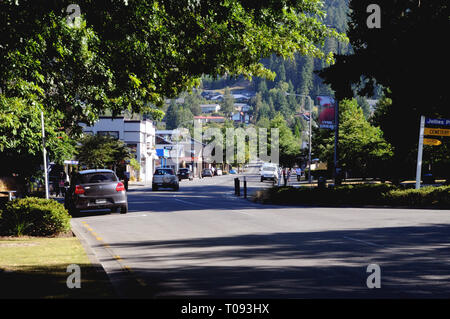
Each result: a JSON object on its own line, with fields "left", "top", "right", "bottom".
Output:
{"left": 116, "top": 182, "right": 125, "bottom": 192}
{"left": 74, "top": 185, "right": 85, "bottom": 195}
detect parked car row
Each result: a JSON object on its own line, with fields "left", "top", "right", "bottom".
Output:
{"left": 64, "top": 166, "right": 230, "bottom": 215}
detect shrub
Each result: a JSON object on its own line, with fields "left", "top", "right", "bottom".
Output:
{"left": 0, "top": 197, "right": 71, "bottom": 236}
{"left": 253, "top": 184, "right": 450, "bottom": 208}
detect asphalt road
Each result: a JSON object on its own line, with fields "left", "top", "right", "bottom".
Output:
{"left": 71, "top": 166, "right": 450, "bottom": 299}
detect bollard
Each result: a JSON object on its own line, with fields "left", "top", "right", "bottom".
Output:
{"left": 243, "top": 178, "right": 247, "bottom": 198}
{"left": 235, "top": 178, "right": 241, "bottom": 196}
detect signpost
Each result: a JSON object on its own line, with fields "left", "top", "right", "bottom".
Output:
{"left": 423, "top": 138, "right": 442, "bottom": 146}
{"left": 415, "top": 116, "right": 426, "bottom": 189}
{"left": 423, "top": 127, "right": 450, "bottom": 137}
{"left": 416, "top": 117, "right": 448, "bottom": 189}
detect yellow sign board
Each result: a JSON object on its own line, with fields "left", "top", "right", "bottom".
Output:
{"left": 424, "top": 127, "right": 450, "bottom": 137}
{"left": 423, "top": 138, "right": 442, "bottom": 146}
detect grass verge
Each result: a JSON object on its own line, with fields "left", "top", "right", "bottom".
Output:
{"left": 0, "top": 236, "right": 116, "bottom": 299}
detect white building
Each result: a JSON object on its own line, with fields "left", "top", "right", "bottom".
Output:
{"left": 81, "top": 116, "right": 157, "bottom": 183}
{"left": 200, "top": 104, "right": 221, "bottom": 113}
{"left": 155, "top": 130, "right": 205, "bottom": 177}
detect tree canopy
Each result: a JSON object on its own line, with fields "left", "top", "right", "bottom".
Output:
{"left": 319, "top": 0, "right": 449, "bottom": 179}
{"left": 76, "top": 134, "right": 131, "bottom": 169}
{"left": 313, "top": 99, "right": 392, "bottom": 178}
{"left": 0, "top": 0, "right": 347, "bottom": 132}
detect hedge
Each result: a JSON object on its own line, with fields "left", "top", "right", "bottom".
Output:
{"left": 253, "top": 184, "right": 450, "bottom": 208}
{"left": 0, "top": 197, "right": 71, "bottom": 236}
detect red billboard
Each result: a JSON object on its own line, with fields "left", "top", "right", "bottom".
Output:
{"left": 317, "top": 96, "right": 336, "bottom": 130}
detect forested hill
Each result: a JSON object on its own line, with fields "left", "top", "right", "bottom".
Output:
{"left": 202, "top": 0, "right": 351, "bottom": 99}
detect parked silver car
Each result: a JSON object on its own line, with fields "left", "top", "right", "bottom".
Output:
{"left": 152, "top": 168, "right": 179, "bottom": 191}
{"left": 64, "top": 169, "right": 128, "bottom": 215}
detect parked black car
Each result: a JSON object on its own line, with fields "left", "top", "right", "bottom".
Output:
{"left": 65, "top": 169, "right": 128, "bottom": 215}
{"left": 177, "top": 168, "right": 194, "bottom": 181}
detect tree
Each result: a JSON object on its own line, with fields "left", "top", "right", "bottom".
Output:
{"left": 76, "top": 134, "right": 131, "bottom": 170}
{"left": 0, "top": 0, "right": 346, "bottom": 134}
{"left": 221, "top": 87, "right": 235, "bottom": 117}
{"left": 319, "top": 0, "right": 449, "bottom": 180}
{"left": 313, "top": 99, "right": 393, "bottom": 178}
{"left": 164, "top": 100, "right": 179, "bottom": 130}
{"left": 270, "top": 113, "right": 301, "bottom": 166}
{"left": 0, "top": 94, "right": 75, "bottom": 179}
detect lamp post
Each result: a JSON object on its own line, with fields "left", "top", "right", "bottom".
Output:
{"left": 41, "top": 111, "right": 49, "bottom": 199}
{"left": 286, "top": 93, "right": 313, "bottom": 184}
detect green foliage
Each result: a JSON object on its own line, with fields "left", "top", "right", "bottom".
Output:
{"left": 255, "top": 184, "right": 450, "bottom": 208}
{"left": 76, "top": 134, "right": 131, "bottom": 169}
{"left": 164, "top": 100, "right": 194, "bottom": 130}
{"left": 270, "top": 113, "right": 301, "bottom": 166}
{"left": 221, "top": 87, "right": 235, "bottom": 116}
{"left": 0, "top": 95, "right": 76, "bottom": 177}
{"left": 129, "top": 158, "right": 141, "bottom": 172}
{"left": 0, "top": 0, "right": 346, "bottom": 133}
{"left": 0, "top": 197, "right": 71, "bottom": 236}
{"left": 313, "top": 98, "right": 392, "bottom": 178}
{"left": 319, "top": 0, "right": 449, "bottom": 180}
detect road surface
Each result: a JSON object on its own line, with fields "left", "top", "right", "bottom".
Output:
{"left": 71, "top": 166, "right": 450, "bottom": 298}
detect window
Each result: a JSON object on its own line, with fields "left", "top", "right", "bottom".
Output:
{"left": 79, "top": 172, "right": 118, "bottom": 183}
{"left": 98, "top": 131, "right": 119, "bottom": 139}
{"left": 154, "top": 168, "right": 174, "bottom": 175}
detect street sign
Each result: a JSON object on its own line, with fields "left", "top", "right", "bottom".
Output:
{"left": 423, "top": 138, "right": 442, "bottom": 146}
{"left": 424, "top": 127, "right": 450, "bottom": 137}
{"left": 64, "top": 160, "right": 79, "bottom": 165}
{"left": 425, "top": 118, "right": 450, "bottom": 126}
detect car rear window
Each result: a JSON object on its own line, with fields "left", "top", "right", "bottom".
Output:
{"left": 79, "top": 172, "right": 118, "bottom": 183}
{"left": 155, "top": 169, "right": 174, "bottom": 175}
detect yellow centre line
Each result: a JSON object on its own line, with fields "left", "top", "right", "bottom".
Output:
{"left": 79, "top": 221, "right": 146, "bottom": 287}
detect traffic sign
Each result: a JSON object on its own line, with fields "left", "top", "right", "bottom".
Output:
{"left": 425, "top": 118, "right": 450, "bottom": 126}
{"left": 423, "top": 138, "right": 442, "bottom": 146}
{"left": 424, "top": 127, "right": 450, "bottom": 137}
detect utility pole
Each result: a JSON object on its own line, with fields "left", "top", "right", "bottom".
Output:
{"left": 41, "top": 111, "right": 49, "bottom": 199}
{"left": 334, "top": 100, "right": 340, "bottom": 185}
{"left": 415, "top": 115, "right": 425, "bottom": 189}
{"left": 286, "top": 93, "right": 313, "bottom": 184}
{"left": 308, "top": 97, "right": 312, "bottom": 185}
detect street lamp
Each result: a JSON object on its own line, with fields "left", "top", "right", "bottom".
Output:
{"left": 41, "top": 111, "right": 49, "bottom": 199}
{"left": 286, "top": 93, "right": 313, "bottom": 184}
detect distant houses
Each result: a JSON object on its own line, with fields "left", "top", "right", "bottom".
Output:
{"left": 194, "top": 116, "right": 226, "bottom": 123}
{"left": 200, "top": 104, "right": 221, "bottom": 113}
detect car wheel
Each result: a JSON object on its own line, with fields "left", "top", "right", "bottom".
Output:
{"left": 69, "top": 207, "right": 80, "bottom": 216}
{"left": 152, "top": 184, "right": 158, "bottom": 191}
{"left": 261, "top": 177, "right": 264, "bottom": 182}
{"left": 173, "top": 185, "right": 179, "bottom": 191}
{"left": 120, "top": 205, "right": 128, "bottom": 214}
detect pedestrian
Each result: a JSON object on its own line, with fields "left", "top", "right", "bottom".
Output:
{"left": 283, "top": 167, "right": 287, "bottom": 186}
{"left": 124, "top": 171, "right": 130, "bottom": 191}
{"left": 296, "top": 167, "right": 302, "bottom": 181}
{"left": 287, "top": 168, "right": 291, "bottom": 186}
{"left": 58, "top": 172, "right": 66, "bottom": 197}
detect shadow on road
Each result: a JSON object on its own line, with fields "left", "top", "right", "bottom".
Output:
{"left": 105, "top": 224, "right": 450, "bottom": 298}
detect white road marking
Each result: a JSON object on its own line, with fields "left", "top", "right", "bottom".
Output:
{"left": 343, "top": 236, "right": 383, "bottom": 247}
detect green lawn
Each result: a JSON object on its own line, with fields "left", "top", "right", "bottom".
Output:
{"left": 0, "top": 236, "right": 116, "bottom": 299}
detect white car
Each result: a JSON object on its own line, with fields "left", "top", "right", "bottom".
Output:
{"left": 152, "top": 168, "right": 179, "bottom": 191}
{"left": 260, "top": 166, "right": 279, "bottom": 182}
{"left": 216, "top": 169, "right": 223, "bottom": 176}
